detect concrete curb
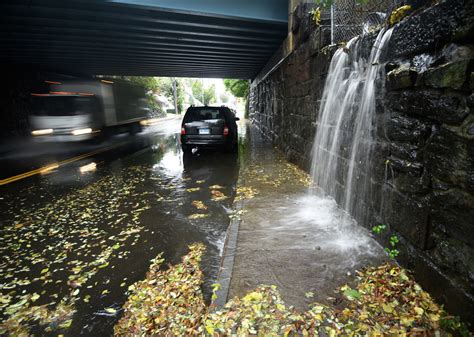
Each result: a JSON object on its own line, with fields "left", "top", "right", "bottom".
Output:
{"left": 212, "top": 177, "right": 245, "bottom": 308}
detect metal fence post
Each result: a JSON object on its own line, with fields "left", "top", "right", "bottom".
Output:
{"left": 330, "top": 4, "right": 335, "bottom": 45}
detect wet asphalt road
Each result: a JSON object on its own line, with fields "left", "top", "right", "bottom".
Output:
{"left": 0, "top": 118, "right": 239, "bottom": 335}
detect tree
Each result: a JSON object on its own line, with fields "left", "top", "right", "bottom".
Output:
{"left": 155, "top": 78, "right": 185, "bottom": 114}
{"left": 202, "top": 84, "right": 216, "bottom": 106}
{"left": 191, "top": 80, "right": 204, "bottom": 103}
{"left": 224, "top": 79, "right": 250, "bottom": 117}
{"left": 124, "top": 76, "right": 162, "bottom": 113}
{"left": 223, "top": 79, "right": 249, "bottom": 98}
{"left": 189, "top": 79, "right": 216, "bottom": 105}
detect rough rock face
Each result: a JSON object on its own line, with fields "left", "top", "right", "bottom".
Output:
{"left": 249, "top": 0, "right": 473, "bottom": 322}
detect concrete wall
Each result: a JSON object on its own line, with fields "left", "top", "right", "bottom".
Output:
{"left": 249, "top": 0, "right": 474, "bottom": 320}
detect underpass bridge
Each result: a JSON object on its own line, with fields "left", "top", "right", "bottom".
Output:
{"left": 0, "top": 0, "right": 289, "bottom": 79}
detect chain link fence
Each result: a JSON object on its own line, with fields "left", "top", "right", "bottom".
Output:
{"left": 325, "top": 0, "right": 397, "bottom": 44}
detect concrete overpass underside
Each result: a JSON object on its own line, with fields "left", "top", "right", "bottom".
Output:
{"left": 0, "top": 0, "right": 288, "bottom": 79}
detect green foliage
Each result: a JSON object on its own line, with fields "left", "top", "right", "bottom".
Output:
{"left": 123, "top": 76, "right": 161, "bottom": 112}
{"left": 211, "top": 283, "right": 221, "bottom": 302}
{"left": 384, "top": 247, "right": 399, "bottom": 258}
{"left": 371, "top": 224, "right": 386, "bottom": 234}
{"left": 343, "top": 288, "right": 362, "bottom": 300}
{"left": 123, "top": 77, "right": 186, "bottom": 113}
{"left": 386, "top": 235, "right": 400, "bottom": 258}
{"left": 125, "top": 76, "right": 160, "bottom": 93}
{"left": 440, "top": 315, "right": 471, "bottom": 337}
{"left": 153, "top": 78, "right": 185, "bottom": 113}
{"left": 190, "top": 79, "right": 203, "bottom": 102}
{"left": 223, "top": 79, "right": 249, "bottom": 98}
{"left": 372, "top": 225, "right": 400, "bottom": 258}
{"left": 203, "top": 84, "right": 216, "bottom": 106}
{"left": 189, "top": 79, "right": 216, "bottom": 105}
{"left": 389, "top": 235, "right": 399, "bottom": 247}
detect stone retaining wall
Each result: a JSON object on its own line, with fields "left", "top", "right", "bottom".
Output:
{"left": 249, "top": 0, "right": 474, "bottom": 321}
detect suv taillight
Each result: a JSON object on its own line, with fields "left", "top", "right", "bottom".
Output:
{"left": 181, "top": 127, "right": 186, "bottom": 135}
{"left": 223, "top": 126, "right": 229, "bottom": 136}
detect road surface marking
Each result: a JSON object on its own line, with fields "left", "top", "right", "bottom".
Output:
{"left": 0, "top": 142, "right": 126, "bottom": 186}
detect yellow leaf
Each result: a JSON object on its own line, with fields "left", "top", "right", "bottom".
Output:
{"left": 192, "top": 200, "right": 207, "bottom": 210}
{"left": 205, "top": 325, "right": 214, "bottom": 335}
{"left": 188, "top": 213, "right": 209, "bottom": 219}
{"left": 414, "top": 307, "right": 424, "bottom": 316}
{"left": 382, "top": 303, "right": 394, "bottom": 313}
{"left": 105, "top": 307, "right": 117, "bottom": 314}
{"left": 429, "top": 313, "right": 440, "bottom": 321}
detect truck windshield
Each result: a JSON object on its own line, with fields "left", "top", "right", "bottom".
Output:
{"left": 32, "top": 96, "right": 97, "bottom": 116}
{"left": 184, "top": 108, "right": 225, "bottom": 122}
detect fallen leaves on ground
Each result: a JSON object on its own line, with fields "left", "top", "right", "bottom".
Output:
{"left": 114, "top": 244, "right": 206, "bottom": 336}
{"left": 192, "top": 200, "right": 208, "bottom": 210}
{"left": 235, "top": 186, "right": 259, "bottom": 201}
{"left": 187, "top": 187, "right": 201, "bottom": 192}
{"left": 210, "top": 190, "right": 227, "bottom": 201}
{"left": 334, "top": 264, "right": 453, "bottom": 335}
{"left": 114, "top": 245, "right": 468, "bottom": 336}
{"left": 241, "top": 161, "right": 312, "bottom": 189}
{"left": 228, "top": 209, "right": 248, "bottom": 220}
{"left": 188, "top": 214, "right": 209, "bottom": 220}
{"left": 0, "top": 166, "right": 152, "bottom": 335}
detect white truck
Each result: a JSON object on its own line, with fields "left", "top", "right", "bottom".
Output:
{"left": 29, "top": 79, "right": 149, "bottom": 142}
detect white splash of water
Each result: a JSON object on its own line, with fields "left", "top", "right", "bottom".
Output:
{"left": 263, "top": 193, "right": 385, "bottom": 270}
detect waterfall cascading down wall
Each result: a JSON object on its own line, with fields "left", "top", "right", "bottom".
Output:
{"left": 311, "top": 28, "right": 393, "bottom": 222}
{"left": 249, "top": 0, "right": 473, "bottom": 321}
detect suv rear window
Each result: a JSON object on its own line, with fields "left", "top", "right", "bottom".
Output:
{"left": 184, "top": 108, "right": 225, "bottom": 122}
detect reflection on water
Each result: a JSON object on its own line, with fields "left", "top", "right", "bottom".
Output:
{"left": 154, "top": 149, "right": 183, "bottom": 177}
{"left": 0, "top": 120, "right": 240, "bottom": 336}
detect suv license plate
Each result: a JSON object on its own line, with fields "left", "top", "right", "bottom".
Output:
{"left": 199, "top": 128, "right": 210, "bottom": 135}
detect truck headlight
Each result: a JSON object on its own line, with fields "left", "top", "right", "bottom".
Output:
{"left": 140, "top": 118, "right": 159, "bottom": 126}
{"left": 71, "top": 128, "right": 93, "bottom": 136}
{"left": 31, "top": 129, "right": 53, "bottom": 136}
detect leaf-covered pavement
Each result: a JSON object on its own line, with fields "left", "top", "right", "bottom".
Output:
{"left": 114, "top": 244, "right": 469, "bottom": 336}
{"left": 1, "top": 167, "right": 152, "bottom": 335}
{"left": 0, "top": 156, "right": 237, "bottom": 335}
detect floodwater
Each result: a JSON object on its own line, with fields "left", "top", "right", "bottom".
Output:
{"left": 228, "top": 126, "right": 387, "bottom": 309}
{"left": 0, "top": 118, "right": 239, "bottom": 336}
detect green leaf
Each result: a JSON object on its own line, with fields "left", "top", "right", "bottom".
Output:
{"left": 343, "top": 289, "right": 362, "bottom": 300}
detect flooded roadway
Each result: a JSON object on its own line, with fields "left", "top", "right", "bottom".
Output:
{"left": 0, "top": 118, "right": 239, "bottom": 336}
